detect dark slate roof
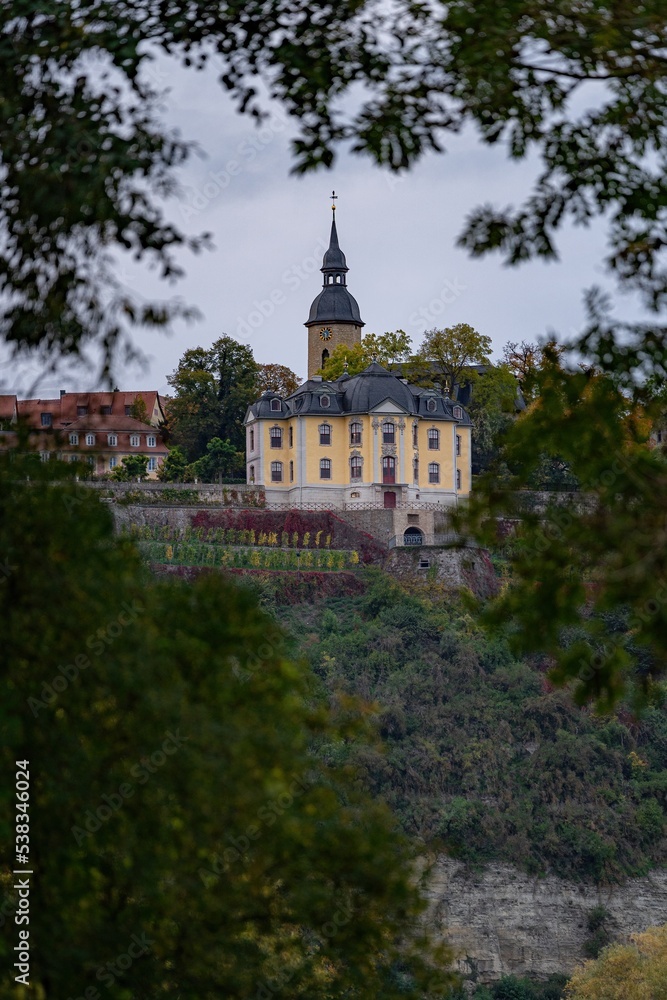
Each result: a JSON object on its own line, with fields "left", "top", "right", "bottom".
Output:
{"left": 246, "top": 364, "right": 471, "bottom": 424}
{"left": 306, "top": 285, "right": 364, "bottom": 326}
{"left": 322, "top": 218, "right": 347, "bottom": 272}
{"left": 305, "top": 215, "right": 365, "bottom": 328}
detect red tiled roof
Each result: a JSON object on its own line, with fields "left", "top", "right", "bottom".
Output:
{"left": 65, "top": 414, "right": 159, "bottom": 432}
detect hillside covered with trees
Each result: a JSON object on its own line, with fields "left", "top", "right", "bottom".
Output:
{"left": 272, "top": 571, "right": 667, "bottom": 885}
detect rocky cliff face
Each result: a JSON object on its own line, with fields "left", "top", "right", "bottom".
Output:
{"left": 427, "top": 858, "right": 667, "bottom": 982}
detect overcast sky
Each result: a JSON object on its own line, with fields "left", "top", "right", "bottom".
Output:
{"left": 4, "top": 54, "right": 647, "bottom": 398}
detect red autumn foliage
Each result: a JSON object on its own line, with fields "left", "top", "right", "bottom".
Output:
{"left": 149, "top": 564, "right": 366, "bottom": 604}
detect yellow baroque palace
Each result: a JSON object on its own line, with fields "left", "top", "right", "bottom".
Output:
{"left": 244, "top": 210, "right": 472, "bottom": 509}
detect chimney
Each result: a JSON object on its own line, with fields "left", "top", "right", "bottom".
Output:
{"left": 60, "top": 389, "right": 66, "bottom": 397}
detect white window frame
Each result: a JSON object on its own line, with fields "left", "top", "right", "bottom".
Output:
{"left": 107, "top": 434, "right": 117, "bottom": 446}
{"left": 130, "top": 434, "right": 140, "bottom": 447}
{"left": 147, "top": 457, "right": 157, "bottom": 472}
{"left": 86, "top": 433, "right": 96, "bottom": 446}
{"left": 147, "top": 435, "right": 156, "bottom": 448}
{"left": 69, "top": 433, "right": 79, "bottom": 446}
{"left": 109, "top": 456, "right": 118, "bottom": 469}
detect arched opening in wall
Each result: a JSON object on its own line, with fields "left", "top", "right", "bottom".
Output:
{"left": 403, "top": 526, "right": 423, "bottom": 546}
{"left": 322, "top": 349, "right": 329, "bottom": 367}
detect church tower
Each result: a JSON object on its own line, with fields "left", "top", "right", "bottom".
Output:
{"left": 305, "top": 194, "right": 364, "bottom": 377}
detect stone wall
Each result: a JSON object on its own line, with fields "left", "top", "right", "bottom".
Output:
{"left": 428, "top": 857, "right": 667, "bottom": 982}
{"left": 87, "top": 481, "right": 263, "bottom": 505}
{"left": 385, "top": 545, "right": 498, "bottom": 598}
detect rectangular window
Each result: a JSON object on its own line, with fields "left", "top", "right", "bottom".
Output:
{"left": 428, "top": 462, "right": 440, "bottom": 484}
{"left": 456, "top": 469, "right": 462, "bottom": 490}
{"left": 350, "top": 422, "right": 362, "bottom": 446}
{"left": 69, "top": 433, "right": 78, "bottom": 446}
{"left": 109, "top": 457, "right": 117, "bottom": 469}
{"left": 147, "top": 435, "right": 156, "bottom": 448}
{"left": 271, "top": 461, "right": 283, "bottom": 482}
{"left": 428, "top": 428, "right": 439, "bottom": 450}
{"left": 77, "top": 406, "right": 88, "bottom": 416}
{"left": 40, "top": 451, "right": 50, "bottom": 462}
{"left": 320, "top": 459, "right": 331, "bottom": 480}
{"left": 107, "top": 434, "right": 117, "bottom": 446}
{"left": 101, "top": 405, "right": 112, "bottom": 415}
{"left": 412, "top": 424, "right": 418, "bottom": 447}
{"left": 350, "top": 457, "right": 362, "bottom": 480}
{"left": 86, "top": 433, "right": 96, "bottom": 446}
{"left": 130, "top": 435, "right": 140, "bottom": 447}
{"left": 41, "top": 412, "right": 52, "bottom": 427}
{"left": 289, "top": 426, "right": 293, "bottom": 447}
{"left": 289, "top": 460, "right": 294, "bottom": 482}
{"left": 319, "top": 423, "right": 331, "bottom": 446}
{"left": 382, "top": 421, "right": 395, "bottom": 444}
{"left": 69, "top": 454, "right": 78, "bottom": 463}
{"left": 148, "top": 457, "right": 157, "bottom": 472}
{"left": 456, "top": 434, "right": 461, "bottom": 456}
{"left": 250, "top": 429, "right": 255, "bottom": 451}
{"left": 270, "top": 427, "right": 282, "bottom": 449}
{"left": 125, "top": 405, "right": 132, "bottom": 416}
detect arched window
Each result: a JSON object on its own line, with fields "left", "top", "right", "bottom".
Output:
{"left": 249, "top": 464, "right": 255, "bottom": 483}
{"left": 350, "top": 456, "right": 362, "bottom": 481}
{"left": 270, "top": 398, "right": 281, "bottom": 411}
{"left": 428, "top": 462, "right": 440, "bottom": 484}
{"left": 427, "top": 428, "right": 439, "bottom": 450}
{"left": 271, "top": 461, "right": 283, "bottom": 482}
{"left": 456, "top": 434, "right": 461, "bottom": 456}
{"left": 427, "top": 397, "right": 437, "bottom": 412}
{"left": 453, "top": 405, "right": 463, "bottom": 419}
{"left": 350, "top": 421, "right": 362, "bottom": 445}
{"left": 412, "top": 423, "right": 418, "bottom": 447}
{"left": 404, "top": 527, "right": 423, "bottom": 546}
{"left": 413, "top": 457, "right": 419, "bottom": 484}
{"left": 382, "top": 456, "right": 396, "bottom": 484}
{"left": 270, "top": 426, "right": 282, "bottom": 448}
{"left": 321, "top": 350, "right": 329, "bottom": 368}
{"left": 456, "top": 469, "right": 462, "bottom": 490}
{"left": 319, "top": 423, "right": 332, "bottom": 445}
{"left": 382, "top": 421, "right": 395, "bottom": 444}
{"left": 249, "top": 428, "right": 254, "bottom": 451}
{"left": 320, "top": 458, "right": 331, "bottom": 479}
{"left": 319, "top": 394, "right": 330, "bottom": 408}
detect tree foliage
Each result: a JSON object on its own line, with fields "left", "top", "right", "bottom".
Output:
{"left": 564, "top": 924, "right": 667, "bottom": 1000}
{"left": 191, "top": 436, "right": 241, "bottom": 482}
{"left": 319, "top": 332, "right": 412, "bottom": 379}
{"left": 110, "top": 453, "right": 149, "bottom": 481}
{"left": 456, "top": 352, "right": 667, "bottom": 711}
{"left": 2, "top": 2, "right": 667, "bottom": 372}
{"left": 417, "top": 325, "right": 492, "bottom": 394}
{"left": 166, "top": 336, "right": 258, "bottom": 461}
{"left": 255, "top": 363, "right": 302, "bottom": 397}
{"left": 0, "top": 463, "right": 455, "bottom": 998}
{"left": 280, "top": 573, "right": 667, "bottom": 883}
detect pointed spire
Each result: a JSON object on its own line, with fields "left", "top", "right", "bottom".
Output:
{"left": 321, "top": 197, "right": 348, "bottom": 281}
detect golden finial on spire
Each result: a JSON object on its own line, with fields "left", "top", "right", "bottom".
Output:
{"left": 331, "top": 189, "right": 338, "bottom": 213}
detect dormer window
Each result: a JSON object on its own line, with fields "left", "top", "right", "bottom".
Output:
{"left": 69, "top": 433, "right": 78, "bottom": 446}
{"left": 130, "top": 435, "right": 140, "bottom": 447}
{"left": 147, "top": 435, "right": 156, "bottom": 448}
{"left": 77, "top": 405, "right": 88, "bottom": 416}
{"left": 270, "top": 398, "right": 281, "bottom": 412}
{"left": 453, "top": 405, "right": 463, "bottom": 419}
{"left": 426, "top": 398, "right": 437, "bottom": 413}
{"left": 320, "top": 395, "right": 330, "bottom": 408}
{"left": 40, "top": 412, "right": 52, "bottom": 427}
{"left": 107, "top": 434, "right": 117, "bottom": 446}
{"left": 86, "top": 433, "right": 96, "bottom": 446}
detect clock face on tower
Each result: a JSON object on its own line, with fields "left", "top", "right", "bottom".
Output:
{"left": 319, "top": 327, "right": 333, "bottom": 341}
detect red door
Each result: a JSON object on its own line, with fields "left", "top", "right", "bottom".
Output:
{"left": 383, "top": 491, "right": 396, "bottom": 509}
{"left": 382, "top": 456, "right": 396, "bottom": 484}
